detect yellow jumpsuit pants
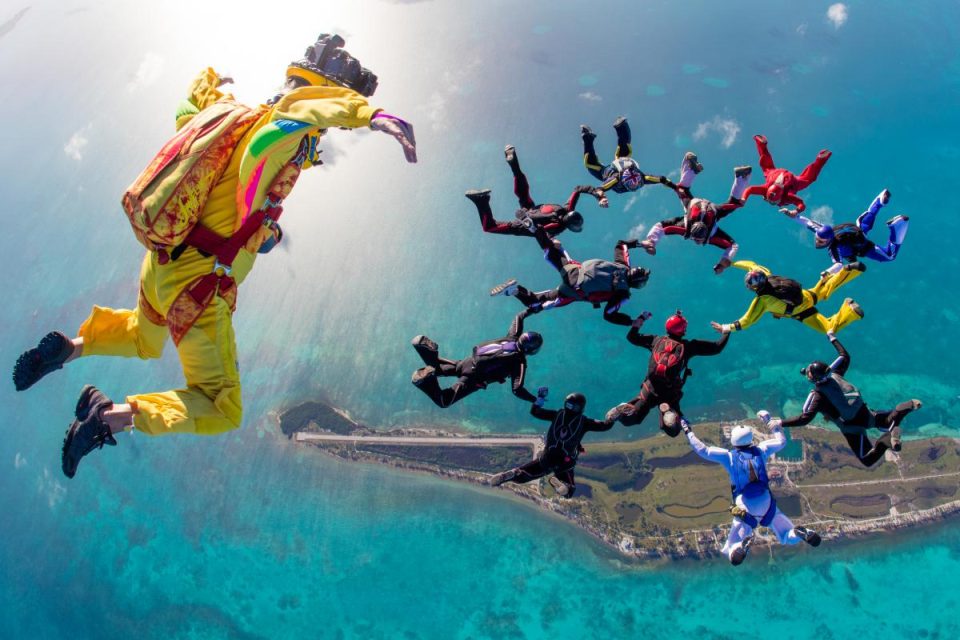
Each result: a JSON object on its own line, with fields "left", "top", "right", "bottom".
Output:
{"left": 784, "top": 267, "right": 864, "bottom": 333}
{"left": 77, "top": 248, "right": 255, "bottom": 436}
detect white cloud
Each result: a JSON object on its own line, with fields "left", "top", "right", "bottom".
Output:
{"left": 423, "top": 58, "right": 481, "bottom": 132}
{"left": 578, "top": 91, "right": 602, "bottom": 103}
{"left": 64, "top": 124, "right": 92, "bottom": 161}
{"left": 623, "top": 194, "right": 639, "bottom": 212}
{"left": 627, "top": 221, "right": 646, "bottom": 241}
{"left": 692, "top": 116, "right": 741, "bottom": 149}
{"left": 14, "top": 452, "right": 26, "bottom": 469}
{"left": 796, "top": 22, "right": 808, "bottom": 36}
{"left": 827, "top": 3, "right": 848, "bottom": 28}
{"left": 128, "top": 52, "right": 164, "bottom": 92}
{"left": 809, "top": 205, "right": 834, "bottom": 225}
{"left": 425, "top": 92, "right": 448, "bottom": 133}
{"left": 38, "top": 468, "right": 66, "bottom": 509}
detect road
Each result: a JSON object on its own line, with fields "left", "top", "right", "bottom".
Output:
{"left": 295, "top": 432, "right": 542, "bottom": 452}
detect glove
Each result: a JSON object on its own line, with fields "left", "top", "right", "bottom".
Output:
{"left": 537, "top": 386, "right": 549, "bottom": 399}
{"left": 632, "top": 311, "right": 652, "bottom": 328}
{"left": 620, "top": 239, "right": 640, "bottom": 249}
{"left": 730, "top": 504, "right": 748, "bottom": 519}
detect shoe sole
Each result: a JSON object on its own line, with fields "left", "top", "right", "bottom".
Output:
{"left": 411, "top": 335, "right": 438, "bottom": 353}
{"left": 61, "top": 419, "right": 82, "bottom": 479}
{"left": 411, "top": 367, "right": 436, "bottom": 386}
{"left": 490, "top": 280, "right": 517, "bottom": 297}
{"left": 844, "top": 298, "right": 865, "bottom": 318}
{"left": 13, "top": 331, "right": 72, "bottom": 391}
{"left": 548, "top": 476, "right": 570, "bottom": 496}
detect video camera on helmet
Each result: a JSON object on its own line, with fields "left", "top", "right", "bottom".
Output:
{"left": 299, "top": 33, "right": 379, "bottom": 97}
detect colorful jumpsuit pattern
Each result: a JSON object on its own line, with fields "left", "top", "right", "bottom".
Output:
{"left": 77, "top": 68, "right": 381, "bottom": 435}
{"left": 723, "top": 260, "right": 864, "bottom": 334}
{"left": 741, "top": 135, "right": 830, "bottom": 213}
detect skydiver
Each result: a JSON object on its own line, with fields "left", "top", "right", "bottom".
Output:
{"left": 11, "top": 34, "right": 417, "bottom": 478}
{"left": 411, "top": 311, "right": 542, "bottom": 408}
{"left": 606, "top": 310, "right": 730, "bottom": 436}
{"left": 489, "top": 390, "right": 614, "bottom": 498}
{"left": 640, "top": 152, "right": 752, "bottom": 274}
{"left": 580, "top": 116, "right": 672, "bottom": 197}
{"left": 465, "top": 145, "right": 608, "bottom": 238}
{"left": 741, "top": 134, "right": 831, "bottom": 215}
{"left": 683, "top": 411, "right": 822, "bottom": 566}
{"left": 711, "top": 259, "right": 865, "bottom": 335}
{"left": 489, "top": 228, "right": 650, "bottom": 326}
{"left": 763, "top": 332, "right": 922, "bottom": 467}
{"left": 786, "top": 188, "right": 909, "bottom": 275}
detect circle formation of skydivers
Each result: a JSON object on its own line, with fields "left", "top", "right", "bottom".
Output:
{"left": 411, "top": 118, "right": 920, "bottom": 566}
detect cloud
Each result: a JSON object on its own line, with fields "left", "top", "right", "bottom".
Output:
{"left": 38, "top": 468, "right": 66, "bottom": 509}
{"left": 578, "top": 91, "right": 602, "bottom": 103}
{"left": 827, "top": 3, "right": 848, "bottom": 28}
{"left": 14, "top": 452, "right": 26, "bottom": 469}
{"left": 64, "top": 124, "right": 92, "bottom": 161}
{"left": 627, "top": 221, "right": 646, "bottom": 241}
{"left": 128, "top": 52, "right": 164, "bottom": 92}
{"left": 796, "top": 22, "right": 808, "bottom": 36}
{"left": 692, "top": 116, "right": 741, "bottom": 149}
{"left": 623, "top": 194, "right": 639, "bottom": 212}
{"left": 424, "top": 58, "right": 481, "bottom": 132}
{"left": 808, "top": 205, "right": 834, "bottom": 225}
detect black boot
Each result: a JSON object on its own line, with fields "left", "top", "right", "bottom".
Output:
{"left": 794, "top": 526, "right": 822, "bottom": 547}
{"left": 613, "top": 116, "right": 631, "bottom": 147}
{"left": 13, "top": 331, "right": 74, "bottom": 391}
{"left": 62, "top": 385, "right": 117, "bottom": 479}
{"left": 412, "top": 335, "right": 440, "bottom": 367}
{"left": 465, "top": 189, "right": 491, "bottom": 206}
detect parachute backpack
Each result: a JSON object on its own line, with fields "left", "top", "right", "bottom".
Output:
{"left": 649, "top": 336, "right": 688, "bottom": 384}
{"left": 121, "top": 99, "right": 269, "bottom": 253}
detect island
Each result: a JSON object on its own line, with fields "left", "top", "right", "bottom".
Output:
{"left": 278, "top": 401, "right": 960, "bottom": 562}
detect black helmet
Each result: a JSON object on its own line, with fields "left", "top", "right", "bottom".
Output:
{"left": 518, "top": 331, "right": 543, "bottom": 355}
{"left": 801, "top": 360, "right": 830, "bottom": 383}
{"left": 563, "top": 392, "right": 586, "bottom": 413}
{"left": 627, "top": 267, "right": 650, "bottom": 288}
{"left": 688, "top": 221, "right": 710, "bottom": 244}
{"left": 287, "top": 34, "right": 379, "bottom": 97}
{"left": 563, "top": 211, "right": 584, "bottom": 233}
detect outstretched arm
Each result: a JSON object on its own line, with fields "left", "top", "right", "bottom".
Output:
{"left": 685, "top": 424, "right": 733, "bottom": 466}
{"left": 687, "top": 331, "right": 730, "bottom": 357}
{"left": 530, "top": 403, "right": 558, "bottom": 422}
{"left": 757, "top": 419, "right": 787, "bottom": 457}
{"left": 584, "top": 416, "right": 616, "bottom": 432}
{"left": 614, "top": 239, "right": 638, "bottom": 266}
{"left": 603, "top": 295, "right": 633, "bottom": 326}
{"left": 175, "top": 67, "right": 232, "bottom": 130}
{"left": 565, "top": 185, "right": 607, "bottom": 210}
{"left": 781, "top": 392, "right": 822, "bottom": 427}
{"left": 828, "top": 333, "right": 850, "bottom": 376}
{"left": 507, "top": 310, "right": 526, "bottom": 339}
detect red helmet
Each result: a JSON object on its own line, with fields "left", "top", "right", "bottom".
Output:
{"left": 765, "top": 183, "right": 784, "bottom": 204}
{"left": 665, "top": 310, "right": 687, "bottom": 337}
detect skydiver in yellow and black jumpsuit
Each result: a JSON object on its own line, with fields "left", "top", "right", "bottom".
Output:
{"left": 580, "top": 116, "right": 672, "bottom": 197}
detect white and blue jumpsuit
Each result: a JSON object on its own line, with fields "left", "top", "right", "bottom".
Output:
{"left": 685, "top": 422, "right": 805, "bottom": 561}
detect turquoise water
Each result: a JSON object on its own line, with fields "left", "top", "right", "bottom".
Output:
{"left": 1, "top": 1, "right": 959, "bottom": 637}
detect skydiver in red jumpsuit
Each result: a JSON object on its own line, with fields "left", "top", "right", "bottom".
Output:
{"left": 741, "top": 135, "right": 831, "bottom": 215}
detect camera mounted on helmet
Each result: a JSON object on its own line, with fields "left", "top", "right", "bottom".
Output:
{"left": 287, "top": 34, "right": 379, "bottom": 97}
{"left": 563, "top": 392, "right": 586, "bottom": 413}
{"left": 627, "top": 267, "right": 650, "bottom": 288}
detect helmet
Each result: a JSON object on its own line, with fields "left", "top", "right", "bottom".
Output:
{"left": 688, "top": 221, "right": 710, "bottom": 244}
{"left": 814, "top": 225, "right": 834, "bottom": 248}
{"left": 730, "top": 425, "right": 754, "bottom": 447}
{"left": 744, "top": 269, "right": 767, "bottom": 290}
{"left": 665, "top": 310, "right": 688, "bottom": 337}
{"left": 563, "top": 392, "right": 586, "bottom": 413}
{"left": 563, "top": 211, "right": 584, "bottom": 233}
{"left": 518, "top": 331, "right": 543, "bottom": 355}
{"left": 627, "top": 267, "right": 650, "bottom": 288}
{"left": 801, "top": 360, "right": 830, "bottom": 383}
{"left": 287, "top": 34, "right": 379, "bottom": 97}
{"left": 621, "top": 168, "right": 644, "bottom": 192}
{"left": 765, "top": 183, "right": 784, "bottom": 204}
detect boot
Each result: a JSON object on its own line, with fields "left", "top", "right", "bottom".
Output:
{"left": 794, "top": 526, "right": 821, "bottom": 547}
{"left": 489, "top": 468, "right": 519, "bottom": 486}
{"left": 62, "top": 385, "right": 117, "bottom": 479}
{"left": 412, "top": 335, "right": 440, "bottom": 367}
{"left": 465, "top": 189, "right": 491, "bottom": 206}
{"left": 843, "top": 298, "right": 865, "bottom": 319}
{"left": 580, "top": 124, "right": 596, "bottom": 144}
{"left": 734, "top": 165, "right": 752, "bottom": 179}
{"left": 729, "top": 535, "right": 754, "bottom": 566}
{"left": 886, "top": 215, "right": 909, "bottom": 245}
{"left": 683, "top": 151, "right": 703, "bottom": 174}
{"left": 490, "top": 279, "right": 519, "bottom": 297}
{"left": 13, "top": 331, "right": 74, "bottom": 391}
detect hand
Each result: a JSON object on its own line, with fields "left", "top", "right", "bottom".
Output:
{"left": 713, "top": 258, "right": 731, "bottom": 275}
{"left": 632, "top": 311, "right": 652, "bottom": 328}
{"left": 536, "top": 386, "right": 549, "bottom": 399}
{"left": 710, "top": 321, "right": 728, "bottom": 334}
{"left": 779, "top": 207, "right": 798, "bottom": 218}
{"left": 217, "top": 75, "right": 235, "bottom": 86}
{"left": 599, "top": 196, "right": 609, "bottom": 208}
{"left": 370, "top": 113, "right": 418, "bottom": 163}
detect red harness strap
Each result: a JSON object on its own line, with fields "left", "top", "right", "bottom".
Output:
{"left": 164, "top": 137, "right": 308, "bottom": 344}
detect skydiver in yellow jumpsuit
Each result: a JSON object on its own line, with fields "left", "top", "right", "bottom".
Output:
{"left": 710, "top": 259, "right": 865, "bottom": 335}
{"left": 12, "top": 35, "right": 417, "bottom": 478}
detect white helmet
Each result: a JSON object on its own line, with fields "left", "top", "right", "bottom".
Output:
{"left": 730, "top": 425, "right": 754, "bottom": 447}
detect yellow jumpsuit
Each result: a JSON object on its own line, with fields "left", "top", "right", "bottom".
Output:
{"left": 725, "top": 260, "right": 864, "bottom": 334}
{"left": 77, "top": 69, "right": 380, "bottom": 436}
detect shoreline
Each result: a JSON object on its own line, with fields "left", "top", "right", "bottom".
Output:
{"left": 278, "top": 401, "right": 960, "bottom": 564}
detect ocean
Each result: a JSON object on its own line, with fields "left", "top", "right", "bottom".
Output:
{"left": 1, "top": 1, "right": 958, "bottom": 637}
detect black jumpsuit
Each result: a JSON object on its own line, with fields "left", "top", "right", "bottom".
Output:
{"left": 618, "top": 329, "right": 729, "bottom": 436}
{"left": 412, "top": 312, "right": 537, "bottom": 408}
{"left": 509, "top": 404, "right": 614, "bottom": 497}
{"left": 781, "top": 337, "right": 919, "bottom": 467}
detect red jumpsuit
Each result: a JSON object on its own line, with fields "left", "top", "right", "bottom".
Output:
{"left": 741, "top": 135, "right": 831, "bottom": 213}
